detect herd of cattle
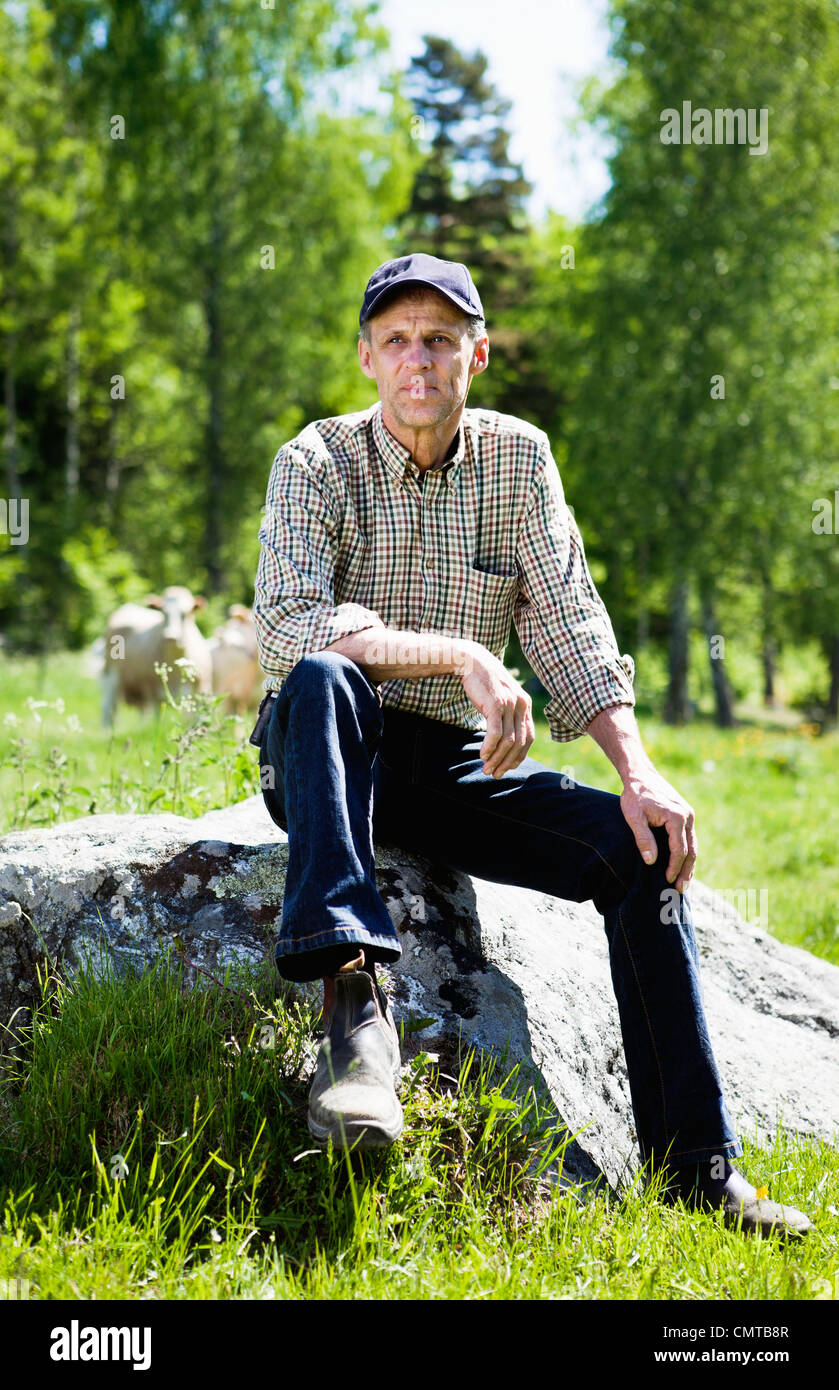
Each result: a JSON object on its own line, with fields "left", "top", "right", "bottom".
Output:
{"left": 98, "top": 586, "right": 265, "bottom": 726}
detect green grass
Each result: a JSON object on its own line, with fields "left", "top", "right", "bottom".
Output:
{"left": 0, "top": 650, "right": 837, "bottom": 1300}
{"left": 0, "top": 650, "right": 259, "bottom": 826}
{"left": 0, "top": 961, "right": 836, "bottom": 1301}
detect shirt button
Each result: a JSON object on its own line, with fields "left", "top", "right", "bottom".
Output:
{"left": 426, "top": 558, "right": 436, "bottom": 571}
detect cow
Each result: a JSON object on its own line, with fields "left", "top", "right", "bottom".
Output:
{"left": 101, "top": 586, "right": 212, "bottom": 726}
{"left": 208, "top": 604, "right": 264, "bottom": 714}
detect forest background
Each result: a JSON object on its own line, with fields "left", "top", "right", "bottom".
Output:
{"left": 3, "top": 0, "right": 839, "bottom": 727}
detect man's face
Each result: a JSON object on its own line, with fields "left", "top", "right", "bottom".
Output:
{"left": 358, "top": 288, "right": 488, "bottom": 431}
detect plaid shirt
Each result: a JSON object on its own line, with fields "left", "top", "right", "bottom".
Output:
{"left": 253, "top": 400, "right": 635, "bottom": 742}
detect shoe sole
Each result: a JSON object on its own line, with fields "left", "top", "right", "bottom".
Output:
{"left": 720, "top": 1207, "right": 811, "bottom": 1240}
{"left": 307, "top": 1113, "right": 403, "bottom": 1151}
{"left": 658, "top": 1190, "right": 811, "bottom": 1240}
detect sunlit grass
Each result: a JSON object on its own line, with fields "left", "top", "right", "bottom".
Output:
{"left": 0, "top": 650, "right": 259, "bottom": 827}
{"left": 0, "top": 962, "right": 835, "bottom": 1301}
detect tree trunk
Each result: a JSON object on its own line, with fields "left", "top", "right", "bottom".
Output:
{"left": 702, "top": 598, "right": 736, "bottom": 728}
{"left": 202, "top": 212, "right": 225, "bottom": 594}
{"left": 664, "top": 578, "right": 692, "bottom": 724}
{"left": 636, "top": 536, "right": 649, "bottom": 650}
{"left": 105, "top": 404, "right": 121, "bottom": 521}
{"left": 828, "top": 634, "right": 839, "bottom": 722}
{"left": 760, "top": 571, "right": 778, "bottom": 708}
{"left": 3, "top": 205, "right": 22, "bottom": 501}
{"left": 762, "top": 641, "right": 777, "bottom": 708}
{"left": 3, "top": 335, "right": 22, "bottom": 500}
{"left": 65, "top": 302, "right": 81, "bottom": 516}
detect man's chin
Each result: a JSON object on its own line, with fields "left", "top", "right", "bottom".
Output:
{"left": 389, "top": 396, "right": 455, "bottom": 428}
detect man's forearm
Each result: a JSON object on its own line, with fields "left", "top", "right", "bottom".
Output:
{"left": 587, "top": 704, "right": 654, "bottom": 783}
{"left": 323, "top": 628, "right": 479, "bottom": 683}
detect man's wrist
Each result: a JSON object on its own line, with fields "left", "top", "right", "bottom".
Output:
{"left": 587, "top": 704, "right": 654, "bottom": 784}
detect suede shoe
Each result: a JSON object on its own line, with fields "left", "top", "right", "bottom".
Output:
{"left": 308, "top": 951, "right": 403, "bottom": 1150}
{"left": 658, "top": 1158, "right": 811, "bottom": 1239}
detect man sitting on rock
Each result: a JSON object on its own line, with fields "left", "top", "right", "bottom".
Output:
{"left": 251, "top": 252, "right": 809, "bottom": 1239}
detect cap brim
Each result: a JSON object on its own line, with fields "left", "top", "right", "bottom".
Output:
{"left": 361, "top": 279, "right": 476, "bottom": 325}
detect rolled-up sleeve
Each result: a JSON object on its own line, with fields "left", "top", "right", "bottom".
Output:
{"left": 514, "top": 442, "right": 635, "bottom": 742}
{"left": 253, "top": 443, "right": 385, "bottom": 679}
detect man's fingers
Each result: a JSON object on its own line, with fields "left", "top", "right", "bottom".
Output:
{"left": 621, "top": 781, "right": 697, "bottom": 891}
{"left": 484, "top": 694, "right": 533, "bottom": 777}
{"left": 665, "top": 810, "right": 691, "bottom": 885}
{"left": 620, "top": 791, "right": 658, "bottom": 865}
{"left": 629, "top": 816, "right": 658, "bottom": 866}
{"left": 489, "top": 697, "right": 531, "bottom": 777}
{"left": 483, "top": 703, "right": 516, "bottom": 776}
{"left": 676, "top": 812, "right": 698, "bottom": 892}
{"left": 675, "top": 851, "right": 696, "bottom": 894}
{"left": 480, "top": 708, "right": 503, "bottom": 766}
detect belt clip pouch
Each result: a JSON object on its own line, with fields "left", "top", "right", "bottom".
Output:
{"left": 248, "top": 691, "right": 278, "bottom": 747}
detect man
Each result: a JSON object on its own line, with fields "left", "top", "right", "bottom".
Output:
{"left": 251, "top": 252, "right": 809, "bottom": 1238}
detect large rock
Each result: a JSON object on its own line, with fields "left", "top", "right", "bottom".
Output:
{"left": 1, "top": 796, "right": 837, "bottom": 1191}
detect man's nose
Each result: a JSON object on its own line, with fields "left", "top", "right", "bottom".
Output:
{"left": 403, "top": 338, "right": 432, "bottom": 370}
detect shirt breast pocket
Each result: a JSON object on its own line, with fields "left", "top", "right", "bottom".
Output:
{"left": 463, "top": 565, "right": 519, "bottom": 656}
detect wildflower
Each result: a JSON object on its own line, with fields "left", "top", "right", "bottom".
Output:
{"left": 26, "top": 697, "right": 48, "bottom": 724}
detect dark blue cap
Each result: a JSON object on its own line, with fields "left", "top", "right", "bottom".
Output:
{"left": 359, "top": 253, "right": 484, "bottom": 327}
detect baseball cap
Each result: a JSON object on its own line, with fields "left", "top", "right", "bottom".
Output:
{"left": 359, "top": 253, "right": 484, "bottom": 327}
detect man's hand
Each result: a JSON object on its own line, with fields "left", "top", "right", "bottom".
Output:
{"left": 619, "top": 767, "right": 697, "bottom": 894}
{"left": 459, "top": 644, "right": 535, "bottom": 777}
{"left": 587, "top": 705, "right": 697, "bottom": 894}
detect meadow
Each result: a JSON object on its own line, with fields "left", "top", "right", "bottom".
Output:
{"left": 0, "top": 651, "right": 837, "bottom": 1301}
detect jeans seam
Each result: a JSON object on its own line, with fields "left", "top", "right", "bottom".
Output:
{"left": 667, "top": 1140, "right": 740, "bottom": 1160}
{"left": 617, "top": 903, "right": 669, "bottom": 1146}
{"left": 276, "top": 924, "right": 397, "bottom": 949}
{"left": 409, "top": 776, "right": 632, "bottom": 895}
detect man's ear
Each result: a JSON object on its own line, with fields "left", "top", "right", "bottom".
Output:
{"left": 470, "top": 335, "right": 490, "bottom": 376}
{"left": 358, "top": 335, "right": 377, "bottom": 381}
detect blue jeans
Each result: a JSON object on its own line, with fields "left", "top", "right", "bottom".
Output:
{"left": 258, "top": 650, "right": 742, "bottom": 1168}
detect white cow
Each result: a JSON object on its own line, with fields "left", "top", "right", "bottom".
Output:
{"left": 101, "top": 586, "right": 212, "bottom": 726}
{"left": 208, "top": 604, "right": 264, "bottom": 714}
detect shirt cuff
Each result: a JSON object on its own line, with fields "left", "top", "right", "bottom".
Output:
{"left": 292, "top": 602, "right": 385, "bottom": 669}
{"left": 546, "top": 653, "right": 636, "bottom": 743}
{"left": 256, "top": 602, "right": 386, "bottom": 684}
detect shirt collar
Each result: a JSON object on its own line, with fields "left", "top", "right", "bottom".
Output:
{"left": 370, "top": 399, "right": 467, "bottom": 487}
